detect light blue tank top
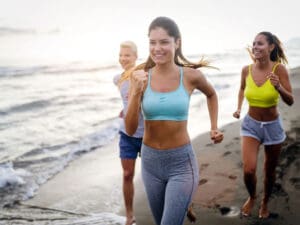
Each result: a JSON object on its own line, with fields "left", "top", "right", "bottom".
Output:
{"left": 142, "top": 67, "right": 190, "bottom": 121}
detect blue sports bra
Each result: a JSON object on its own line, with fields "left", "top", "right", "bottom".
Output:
{"left": 141, "top": 67, "right": 190, "bottom": 121}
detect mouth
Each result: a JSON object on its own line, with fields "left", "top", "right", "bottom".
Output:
{"left": 121, "top": 61, "right": 129, "bottom": 67}
{"left": 152, "top": 53, "right": 165, "bottom": 60}
{"left": 253, "top": 50, "right": 261, "bottom": 55}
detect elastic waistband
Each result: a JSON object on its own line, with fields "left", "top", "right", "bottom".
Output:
{"left": 245, "top": 114, "right": 281, "bottom": 127}
{"left": 119, "top": 131, "right": 143, "bottom": 139}
{"left": 142, "top": 142, "right": 192, "bottom": 156}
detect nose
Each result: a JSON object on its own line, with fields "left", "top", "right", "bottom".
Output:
{"left": 120, "top": 56, "right": 126, "bottom": 62}
{"left": 152, "top": 43, "right": 162, "bottom": 52}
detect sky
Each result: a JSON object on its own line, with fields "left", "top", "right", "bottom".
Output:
{"left": 0, "top": 0, "right": 299, "bottom": 65}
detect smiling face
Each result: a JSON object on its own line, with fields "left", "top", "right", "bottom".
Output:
{"left": 252, "top": 34, "right": 274, "bottom": 61}
{"left": 119, "top": 46, "right": 137, "bottom": 70}
{"left": 148, "top": 27, "right": 179, "bottom": 65}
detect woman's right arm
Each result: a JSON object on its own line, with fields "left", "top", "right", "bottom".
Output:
{"left": 233, "top": 66, "right": 247, "bottom": 119}
{"left": 125, "top": 70, "right": 148, "bottom": 135}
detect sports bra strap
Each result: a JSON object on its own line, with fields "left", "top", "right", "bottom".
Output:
{"left": 272, "top": 62, "right": 280, "bottom": 73}
{"left": 249, "top": 63, "right": 279, "bottom": 74}
{"left": 179, "top": 67, "right": 183, "bottom": 83}
{"left": 147, "top": 69, "right": 152, "bottom": 88}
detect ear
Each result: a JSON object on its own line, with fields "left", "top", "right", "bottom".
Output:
{"left": 175, "top": 38, "right": 181, "bottom": 50}
{"left": 269, "top": 43, "right": 275, "bottom": 52}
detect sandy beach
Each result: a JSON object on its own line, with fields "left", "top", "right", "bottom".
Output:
{"left": 0, "top": 67, "right": 299, "bottom": 225}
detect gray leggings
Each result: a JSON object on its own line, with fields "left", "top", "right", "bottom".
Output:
{"left": 141, "top": 143, "right": 199, "bottom": 225}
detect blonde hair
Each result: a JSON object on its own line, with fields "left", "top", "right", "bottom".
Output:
{"left": 120, "top": 41, "right": 137, "bottom": 55}
{"left": 118, "top": 41, "right": 138, "bottom": 87}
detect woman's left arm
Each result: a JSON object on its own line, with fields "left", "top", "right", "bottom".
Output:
{"left": 188, "top": 69, "right": 223, "bottom": 143}
{"left": 269, "top": 64, "right": 294, "bottom": 106}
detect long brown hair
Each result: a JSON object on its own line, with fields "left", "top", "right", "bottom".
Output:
{"left": 248, "top": 31, "right": 288, "bottom": 64}
{"left": 141, "top": 16, "right": 210, "bottom": 71}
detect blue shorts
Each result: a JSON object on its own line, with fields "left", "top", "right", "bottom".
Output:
{"left": 241, "top": 114, "right": 286, "bottom": 145}
{"left": 118, "top": 131, "right": 142, "bottom": 159}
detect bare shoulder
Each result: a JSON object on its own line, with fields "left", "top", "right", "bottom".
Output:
{"left": 182, "top": 67, "right": 205, "bottom": 82}
{"left": 241, "top": 65, "right": 249, "bottom": 74}
{"left": 275, "top": 63, "right": 289, "bottom": 75}
{"left": 240, "top": 65, "right": 250, "bottom": 79}
{"left": 182, "top": 67, "right": 210, "bottom": 93}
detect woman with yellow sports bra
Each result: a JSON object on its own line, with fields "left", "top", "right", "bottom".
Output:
{"left": 233, "top": 31, "right": 294, "bottom": 219}
{"left": 125, "top": 17, "right": 224, "bottom": 225}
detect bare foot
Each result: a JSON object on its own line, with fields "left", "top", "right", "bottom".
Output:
{"left": 259, "top": 203, "right": 270, "bottom": 219}
{"left": 186, "top": 205, "right": 197, "bottom": 222}
{"left": 241, "top": 197, "right": 256, "bottom": 216}
{"left": 125, "top": 216, "right": 136, "bottom": 225}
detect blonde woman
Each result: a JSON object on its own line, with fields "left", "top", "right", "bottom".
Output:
{"left": 113, "top": 41, "right": 144, "bottom": 225}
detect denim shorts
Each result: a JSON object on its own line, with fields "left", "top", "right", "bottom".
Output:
{"left": 118, "top": 131, "right": 142, "bottom": 159}
{"left": 241, "top": 114, "right": 286, "bottom": 145}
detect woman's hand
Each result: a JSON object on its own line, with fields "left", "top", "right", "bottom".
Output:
{"left": 233, "top": 109, "right": 241, "bottom": 119}
{"left": 267, "top": 72, "right": 281, "bottom": 90}
{"left": 130, "top": 70, "right": 148, "bottom": 95}
{"left": 210, "top": 129, "right": 224, "bottom": 144}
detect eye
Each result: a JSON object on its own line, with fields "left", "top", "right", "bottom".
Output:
{"left": 149, "top": 40, "right": 156, "bottom": 46}
{"left": 161, "top": 40, "right": 169, "bottom": 45}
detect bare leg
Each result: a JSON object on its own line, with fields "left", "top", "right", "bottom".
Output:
{"left": 259, "top": 144, "right": 281, "bottom": 219}
{"left": 241, "top": 136, "right": 260, "bottom": 216}
{"left": 121, "top": 159, "right": 136, "bottom": 225}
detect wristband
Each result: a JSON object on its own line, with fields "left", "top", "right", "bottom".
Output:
{"left": 275, "top": 83, "right": 281, "bottom": 91}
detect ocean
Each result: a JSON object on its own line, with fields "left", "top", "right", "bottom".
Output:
{"left": 0, "top": 34, "right": 300, "bottom": 223}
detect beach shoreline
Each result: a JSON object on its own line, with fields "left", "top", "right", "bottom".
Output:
{"left": 0, "top": 67, "right": 299, "bottom": 225}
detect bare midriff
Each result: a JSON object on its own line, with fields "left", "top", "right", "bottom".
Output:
{"left": 248, "top": 105, "right": 279, "bottom": 121}
{"left": 143, "top": 120, "right": 190, "bottom": 150}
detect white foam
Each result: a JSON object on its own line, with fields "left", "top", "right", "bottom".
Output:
{"left": 53, "top": 212, "right": 126, "bottom": 225}
{"left": 104, "top": 183, "right": 123, "bottom": 213}
{"left": 68, "top": 118, "right": 121, "bottom": 157}
{"left": 0, "top": 162, "right": 30, "bottom": 188}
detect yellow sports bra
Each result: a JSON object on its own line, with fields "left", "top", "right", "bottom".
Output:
{"left": 244, "top": 63, "right": 280, "bottom": 108}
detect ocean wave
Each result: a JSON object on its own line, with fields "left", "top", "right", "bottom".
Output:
{"left": 0, "top": 63, "right": 119, "bottom": 78}
{"left": 0, "top": 27, "right": 37, "bottom": 36}
{"left": 0, "top": 206, "right": 127, "bottom": 225}
{"left": 0, "top": 100, "right": 52, "bottom": 116}
{"left": 0, "top": 26, "right": 60, "bottom": 36}
{"left": 0, "top": 162, "right": 27, "bottom": 188}
{"left": 0, "top": 94, "right": 106, "bottom": 118}
{"left": 0, "top": 119, "right": 121, "bottom": 208}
